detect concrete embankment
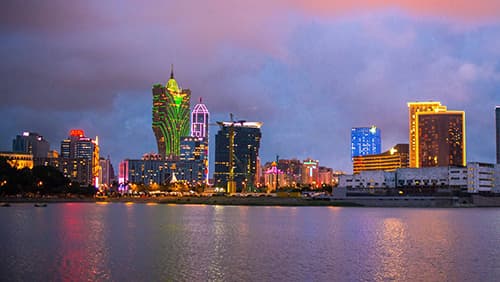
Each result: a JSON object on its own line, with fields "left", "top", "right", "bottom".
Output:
{"left": 0, "top": 195, "right": 490, "bottom": 207}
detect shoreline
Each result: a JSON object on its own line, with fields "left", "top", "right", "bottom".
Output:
{"left": 4, "top": 195, "right": 499, "bottom": 207}
{"left": 0, "top": 196, "right": 362, "bottom": 207}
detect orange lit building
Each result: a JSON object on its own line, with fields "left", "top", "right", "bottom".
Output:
{"left": 416, "top": 111, "right": 466, "bottom": 167}
{"left": 301, "top": 159, "right": 319, "bottom": 187}
{"left": 353, "top": 144, "right": 409, "bottom": 174}
{"left": 408, "top": 102, "right": 447, "bottom": 167}
{"left": 0, "top": 152, "right": 34, "bottom": 169}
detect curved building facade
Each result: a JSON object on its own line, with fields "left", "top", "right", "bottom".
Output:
{"left": 152, "top": 66, "right": 191, "bottom": 159}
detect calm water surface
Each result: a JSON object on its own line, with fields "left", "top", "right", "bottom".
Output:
{"left": 1, "top": 203, "right": 500, "bottom": 281}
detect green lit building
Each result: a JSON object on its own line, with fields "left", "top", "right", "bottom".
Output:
{"left": 152, "top": 66, "right": 191, "bottom": 159}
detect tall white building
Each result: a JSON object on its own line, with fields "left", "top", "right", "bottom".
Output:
{"left": 191, "top": 98, "right": 209, "bottom": 138}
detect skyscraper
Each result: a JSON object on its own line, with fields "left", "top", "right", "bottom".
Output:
{"left": 408, "top": 102, "right": 447, "bottom": 167}
{"left": 214, "top": 121, "right": 262, "bottom": 192}
{"left": 60, "top": 129, "right": 100, "bottom": 186}
{"left": 351, "top": 126, "right": 381, "bottom": 159}
{"left": 416, "top": 111, "right": 466, "bottom": 167}
{"left": 496, "top": 106, "right": 500, "bottom": 164}
{"left": 152, "top": 65, "right": 191, "bottom": 159}
{"left": 12, "top": 131, "right": 50, "bottom": 158}
{"left": 191, "top": 98, "right": 209, "bottom": 138}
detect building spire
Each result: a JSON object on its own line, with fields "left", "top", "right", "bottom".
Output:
{"left": 170, "top": 64, "right": 174, "bottom": 79}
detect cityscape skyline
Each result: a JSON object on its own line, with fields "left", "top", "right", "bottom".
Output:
{"left": 1, "top": 2, "right": 500, "bottom": 173}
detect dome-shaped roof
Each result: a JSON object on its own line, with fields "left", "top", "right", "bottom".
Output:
{"left": 166, "top": 64, "right": 181, "bottom": 93}
{"left": 166, "top": 78, "right": 180, "bottom": 93}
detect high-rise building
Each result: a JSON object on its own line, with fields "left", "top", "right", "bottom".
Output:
{"left": 59, "top": 129, "right": 100, "bottom": 186}
{"left": 408, "top": 102, "right": 447, "bottom": 167}
{"left": 353, "top": 144, "right": 409, "bottom": 174}
{"left": 351, "top": 126, "right": 381, "bottom": 159}
{"left": 214, "top": 121, "right": 262, "bottom": 192}
{"left": 12, "top": 132, "right": 50, "bottom": 158}
{"left": 152, "top": 65, "right": 191, "bottom": 159}
{"left": 189, "top": 99, "right": 209, "bottom": 182}
{"left": 416, "top": 111, "right": 466, "bottom": 167}
{"left": 179, "top": 136, "right": 208, "bottom": 184}
{"left": 496, "top": 106, "right": 500, "bottom": 164}
{"left": 99, "top": 157, "right": 114, "bottom": 188}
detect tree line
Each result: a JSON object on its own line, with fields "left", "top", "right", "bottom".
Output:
{"left": 0, "top": 157, "right": 96, "bottom": 196}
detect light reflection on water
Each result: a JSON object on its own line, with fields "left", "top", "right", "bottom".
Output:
{"left": 1, "top": 204, "right": 500, "bottom": 281}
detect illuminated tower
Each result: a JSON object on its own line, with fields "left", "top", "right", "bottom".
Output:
{"left": 351, "top": 126, "right": 381, "bottom": 159}
{"left": 408, "top": 102, "right": 447, "bottom": 167}
{"left": 152, "top": 65, "right": 191, "bottom": 159}
{"left": 191, "top": 98, "right": 209, "bottom": 138}
{"left": 416, "top": 111, "right": 466, "bottom": 167}
{"left": 190, "top": 98, "right": 209, "bottom": 182}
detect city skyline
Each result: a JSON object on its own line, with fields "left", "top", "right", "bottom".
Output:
{"left": 1, "top": 1, "right": 499, "bottom": 173}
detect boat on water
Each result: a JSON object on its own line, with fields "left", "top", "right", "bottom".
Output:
{"left": 1, "top": 202, "right": 11, "bottom": 207}
{"left": 34, "top": 203, "right": 47, "bottom": 207}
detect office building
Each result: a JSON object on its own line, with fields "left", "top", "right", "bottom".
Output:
{"left": 152, "top": 65, "right": 191, "bottom": 159}
{"left": 59, "top": 129, "right": 100, "bottom": 186}
{"left": 214, "top": 121, "right": 262, "bottom": 192}
{"left": 351, "top": 126, "right": 381, "bottom": 159}
{"left": 496, "top": 106, "right": 500, "bottom": 164}
{"left": 12, "top": 132, "right": 50, "bottom": 158}
{"left": 179, "top": 136, "right": 208, "bottom": 184}
{"left": 408, "top": 101, "right": 447, "bottom": 167}
{"left": 353, "top": 144, "right": 409, "bottom": 174}
{"left": 416, "top": 111, "right": 465, "bottom": 167}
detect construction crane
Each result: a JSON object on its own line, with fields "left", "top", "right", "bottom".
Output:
{"left": 216, "top": 113, "right": 246, "bottom": 194}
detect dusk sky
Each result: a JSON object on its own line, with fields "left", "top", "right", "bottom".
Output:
{"left": 1, "top": 1, "right": 499, "bottom": 173}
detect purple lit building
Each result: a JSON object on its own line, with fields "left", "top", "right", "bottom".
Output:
{"left": 191, "top": 98, "right": 209, "bottom": 138}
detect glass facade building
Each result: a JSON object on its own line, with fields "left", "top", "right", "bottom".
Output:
{"left": 214, "top": 122, "right": 262, "bottom": 192}
{"left": 12, "top": 132, "right": 50, "bottom": 158}
{"left": 179, "top": 136, "right": 209, "bottom": 184}
{"left": 152, "top": 66, "right": 191, "bottom": 159}
{"left": 351, "top": 126, "right": 381, "bottom": 159}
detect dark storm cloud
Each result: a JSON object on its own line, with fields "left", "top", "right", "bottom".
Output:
{"left": 1, "top": 1, "right": 499, "bottom": 172}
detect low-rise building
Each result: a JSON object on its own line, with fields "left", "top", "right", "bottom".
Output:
{"left": 0, "top": 152, "right": 33, "bottom": 169}
{"left": 339, "top": 162, "right": 499, "bottom": 194}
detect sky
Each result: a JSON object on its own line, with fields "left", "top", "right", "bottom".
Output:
{"left": 1, "top": 0, "right": 499, "bottom": 174}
